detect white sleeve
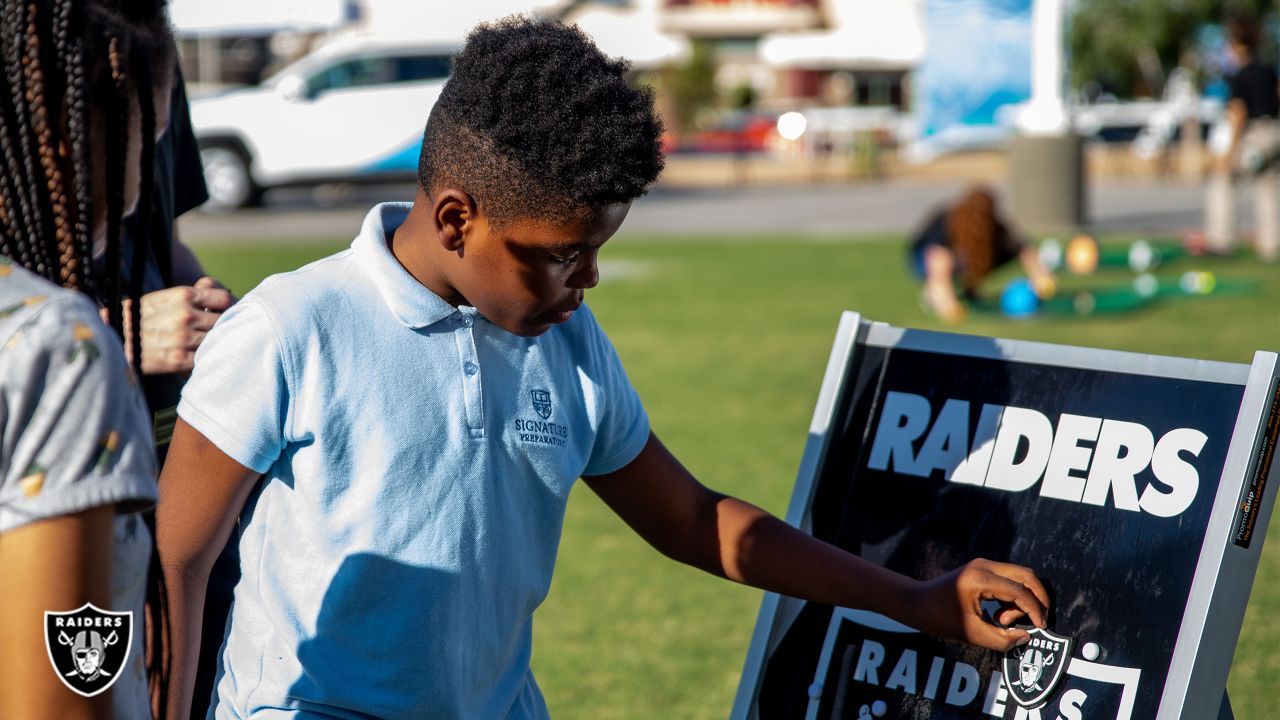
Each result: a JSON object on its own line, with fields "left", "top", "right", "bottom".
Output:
{"left": 178, "top": 297, "right": 291, "bottom": 474}
{"left": 0, "top": 296, "right": 156, "bottom": 533}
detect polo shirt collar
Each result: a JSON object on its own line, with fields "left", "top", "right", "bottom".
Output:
{"left": 352, "top": 203, "right": 458, "bottom": 329}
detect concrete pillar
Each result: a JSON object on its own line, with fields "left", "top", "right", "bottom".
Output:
{"left": 1009, "top": 133, "right": 1085, "bottom": 231}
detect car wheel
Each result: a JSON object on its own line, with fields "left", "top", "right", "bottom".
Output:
{"left": 200, "top": 144, "right": 259, "bottom": 212}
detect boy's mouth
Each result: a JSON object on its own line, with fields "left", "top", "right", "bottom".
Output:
{"left": 541, "top": 301, "right": 581, "bottom": 324}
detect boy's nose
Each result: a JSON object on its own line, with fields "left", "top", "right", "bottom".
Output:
{"left": 569, "top": 259, "right": 599, "bottom": 290}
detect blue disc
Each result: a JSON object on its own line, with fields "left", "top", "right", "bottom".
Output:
{"left": 1000, "top": 279, "right": 1040, "bottom": 318}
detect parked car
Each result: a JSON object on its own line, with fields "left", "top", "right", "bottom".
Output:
{"left": 191, "top": 37, "right": 456, "bottom": 211}
{"left": 674, "top": 110, "right": 780, "bottom": 154}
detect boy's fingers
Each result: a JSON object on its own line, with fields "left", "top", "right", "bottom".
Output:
{"left": 990, "top": 576, "right": 1047, "bottom": 629}
{"left": 962, "top": 608, "right": 1031, "bottom": 652}
{"left": 975, "top": 624, "right": 1032, "bottom": 653}
{"left": 993, "top": 605, "right": 1028, "bottom": 627}
{"left": 971, "top": 560, "right": 1049, "bottom": 629}
{"left": 985, "top": 561, "right": 1051, "bottom": 610}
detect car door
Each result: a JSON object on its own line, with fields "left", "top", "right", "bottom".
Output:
{"left": 253, "top": 52, "right": 449, "bottom": 182}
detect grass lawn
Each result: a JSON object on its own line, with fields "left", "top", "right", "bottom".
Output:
{"left": 194, "top": 233, "right": 1280, "bottom": 719}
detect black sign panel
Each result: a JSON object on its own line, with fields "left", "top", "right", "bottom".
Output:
{"left": 751, "top": 342, "right": 1250, "bottom": 720}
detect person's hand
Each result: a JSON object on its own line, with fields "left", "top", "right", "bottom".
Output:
{"left": 109, "top": 277, "right": 234, "bottom": 374}
{"left": 901, "top": 558, "right": 1049, "bottom": 652}
{"left": 922, "top": 279, "right": 966, "bottom": 324}
{"left": 1030, "top": 272, "right": 1057, "bottom": 300}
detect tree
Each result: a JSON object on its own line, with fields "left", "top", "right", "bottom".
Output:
{"left": 1069, "top": 0, "right": 1275, "bottom": 98}
{"left": 663, "top": 39, "right": 718, "bottom": 134}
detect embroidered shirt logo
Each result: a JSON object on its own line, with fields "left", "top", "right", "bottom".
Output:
{"left": 531, "top": 389, "right": 552, "bottom": 419}
{"left": 515, "top": 389, "right": 568, "bottom": 447}
{"left": 44, "top": 603, "right": 132, "bottom": 697}
{"left": 1002, "top": 627, "right": 1073, "bottom": 709}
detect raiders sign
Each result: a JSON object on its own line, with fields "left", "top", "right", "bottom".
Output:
{"left": 44, "top": 603, "right": 133, "bottom": 697}
{"left": 731, "top": 313, "right": 1280, "bottom": 720}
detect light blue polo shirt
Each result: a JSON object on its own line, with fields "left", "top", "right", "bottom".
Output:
{"left": 179, "top": 203, "right": 650, "bottom": 720}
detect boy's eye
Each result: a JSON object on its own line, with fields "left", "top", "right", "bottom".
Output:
{"left": 551, "top": 253, "right": 579, "bottom": 266}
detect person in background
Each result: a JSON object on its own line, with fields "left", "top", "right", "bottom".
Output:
{"left": 910, "top": 185, "right": 1056, "bottom": 323}
{"left": 120, "top": 62, "right": 232, "bottom": 453}
{"left": 1205, "top": 12, "right": 1280, "bottom": 262}
{"left": 0, "top": 0, "right": 172, "bottom": 717}
{"left": 116, "top": 57, "right": 238, "bottom": 720}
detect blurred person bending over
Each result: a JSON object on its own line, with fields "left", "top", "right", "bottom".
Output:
{"left": 910, "top": 185, "right": 1055, "bottom": 323}
{"left": 0, "top": 0, "right": 173, "bottom": 717}
{"left": 1205, "top": 13, "right": 1280, "bottom": 262}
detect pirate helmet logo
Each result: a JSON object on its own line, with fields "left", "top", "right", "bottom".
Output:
{"left": 1002, "top": 627, "right": 1072, "bottom": 709}
{"left": 44, "top": 603, "right": 132, "bottom": 697}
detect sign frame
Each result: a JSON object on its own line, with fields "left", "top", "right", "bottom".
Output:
{"left": 730, "top": 311, "right": 1279, "bottom": 720}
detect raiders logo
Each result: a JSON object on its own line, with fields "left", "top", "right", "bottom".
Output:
{"left": 1002, "top": 626, "right": 1073, "bottom": 709}
{"left": 44, "top": 603, "right": 132, "bottom": 697}
{"left": 531, "top": 389, "right": 552, "bottom": 420}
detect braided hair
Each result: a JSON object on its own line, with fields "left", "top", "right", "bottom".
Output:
{"left": 0, "top": 0, "right": 172, "bottom": 358}
{"left": 0, "top": 0, "right": 174, "bottom": 714}
{"left": 946, "top": 185, "right": 999, "bottom": 295}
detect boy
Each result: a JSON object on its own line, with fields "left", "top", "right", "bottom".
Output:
{"left": 158, "top": 18, "right": 1049, "bottom": 719}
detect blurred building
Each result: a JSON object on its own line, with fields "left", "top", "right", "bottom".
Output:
{"left": 172, "top": 0, "right": 922, "bottom": 112}
{"left": 757, "top": 0, "right": 920, "bottom": 111}
{"left": 172, "top": 0, "right": 356, "bottom": 86}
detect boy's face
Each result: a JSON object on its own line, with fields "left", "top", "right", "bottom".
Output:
{"left": 455, "top": 202, "right": 631, "bottom": 337}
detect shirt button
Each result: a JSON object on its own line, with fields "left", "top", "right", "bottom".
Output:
{"left": 463, "top": 361, "right": 479, "bottom": 376}
{"left": 459, "top": 315, "right": 473, "bottom": 328}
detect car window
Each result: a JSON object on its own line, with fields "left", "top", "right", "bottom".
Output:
{"left": 306, "top": 57, "right": 392, "bottom": 96}
{"left": 392, "top": 55, "right": 452, "bottom": 83}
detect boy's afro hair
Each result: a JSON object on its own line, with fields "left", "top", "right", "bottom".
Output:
{"left": 418, "top": 17, "right": 664, "bottom": 222}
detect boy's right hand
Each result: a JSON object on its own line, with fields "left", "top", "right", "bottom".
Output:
{"left": 901, "top": 558, "right": 1050, "bottom": 653}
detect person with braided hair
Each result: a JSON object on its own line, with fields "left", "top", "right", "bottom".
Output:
{"left": 910, "top": 184, "right": 1056, "bottom": 323}
{"left": 0, "top": 0, "right": 175, "bottom": 717}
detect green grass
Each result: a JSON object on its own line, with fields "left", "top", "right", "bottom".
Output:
{"left": 194, "top": 233, "right": 1280, "bottom": 719}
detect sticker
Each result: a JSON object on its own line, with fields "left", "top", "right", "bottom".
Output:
{"left": 1003, "top": 626, "right": 1074, "bottom": 709}
{"left": 44, "top": 603, "right": 133, "bottom": 697}
{"left": 1234, "top": 376, "right": 1280, "bottom": 549}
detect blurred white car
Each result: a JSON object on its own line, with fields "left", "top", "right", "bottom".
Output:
{"left": 191, "top": 37, "right": 456, "bottom": 210}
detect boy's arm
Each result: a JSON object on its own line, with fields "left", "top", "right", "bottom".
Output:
{"left": 155, "top": 418, "right": 261, "bottom": 719}
{"left": 582, "top": 432, "right": 1049, "bottom": 652}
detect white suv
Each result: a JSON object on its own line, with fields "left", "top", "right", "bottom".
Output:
{"left": 191, "top": 37, "right": 456, "bottom": 210}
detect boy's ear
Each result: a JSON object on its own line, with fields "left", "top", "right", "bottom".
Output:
{"left": 431, "top": 188, "right": 478, "bottom": 252}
